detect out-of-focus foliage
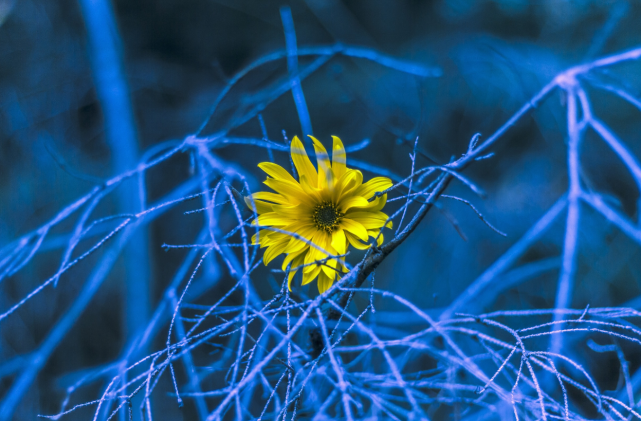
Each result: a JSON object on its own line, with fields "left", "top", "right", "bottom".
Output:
{"left": 1, "top": 0, "right": 641, "bottom": 420}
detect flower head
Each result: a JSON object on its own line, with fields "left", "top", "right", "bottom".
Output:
{"left": 245, "top": 135, "right": 392, "bottom": 293}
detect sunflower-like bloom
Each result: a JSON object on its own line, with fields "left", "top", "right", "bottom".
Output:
{"left": 245, "top": 135, "right": 392, "bottom": 293}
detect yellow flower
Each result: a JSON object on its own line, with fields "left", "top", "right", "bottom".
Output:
{"left": 245, "top": 135, "right": 393, "bottom": 293}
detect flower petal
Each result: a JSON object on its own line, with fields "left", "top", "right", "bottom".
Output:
{"left": 258, "top": 162, "right": 298, "bottom": 184}
{"left": 309, "top": 135, "right": 334, "bottom": 190}
{"left": 368, "top": 229, "right": 384, "bottom": 246}
{"left": 340, "top": 218, "right": 368, "bottom": 241}
{"left": 281, "top": 221, "right": 316, "bottom": 236}
{"left": 338, "top": 196, "right": 369, "bottom": 212}
{"left": 282, "top": 247, "right": 306, "bottom": 271}
{"left": 344, "top": 211, "right": 391, "bottom": 229}
{"left": 251, "top": 229, "right": 274, "bottom": 246}
{"left": 287, "top": 252, "right": 306, "bottom": 291}
{"left": 331, "top": 136, "right": 347, "bottom": 180}
{"left": 357, "top": 194, "right": 387, "bottom": 212}
{"left": 299, "top": 174, "right": 325, "bottom": 204}
{"left": 334, "top": 169, "right": 363, "bottom": 202}
{"left": 244, "top": 197, "right": 274, "bottom": 214}
{"left": 273, "top": 204, "right": 309, "bottom": 221}
{"left": 256, "top": 212, "right": 290, "bottom": 227}
{"left": 330, "top": 229, "right": 347, "bottom": 255}
{"left": 321, "top": 261, "right": 337, "bottom": 279}
{"left": 263, "top": 178, "right": 306, "bottom": 205}
{"left": 317, "top": 270, "right": 334, "bottom": 294}
{"left": 257, "top": 234, "right": 285, "bottom": 248}
{"left": 337, "top": 261, "right": 348, "bottom": 273}
{"left": 352, "top": 177, "right": 393, "bottom": 199}
{"left": 284, "top": 224, "right": 317, "bottom": 254}
{"left": 345, "top": 231, "right": 370, "bottom": 250}
{"left": 250, "top": 191, "right": 291, "bottom": 205}
{"left": 302, "top": 264, "right": 322, "bottom": 285}
{"left": 263, "top": 237, "right": 290, "bottom": 265}
{"left": 290, "top": 136, "right": 318, "bottom": 188}
{"left": 303, "top": 231, "right": 332, "bottom": 270}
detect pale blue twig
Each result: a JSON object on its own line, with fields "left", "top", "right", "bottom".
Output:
{"left": 280, "top": 6, "right": 313, "bottom": 139}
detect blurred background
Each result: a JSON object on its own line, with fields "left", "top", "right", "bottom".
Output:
{"left": 1, "top": 0, "right": 641, "bottom": 419}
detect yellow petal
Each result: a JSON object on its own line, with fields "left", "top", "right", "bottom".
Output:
{"left": 340, "top": 218, "right": 368, "bottom": 241}
{"left": 258, "top": 235, "right": 285, "bottom": 248}
{"left": 258, "top": 231, "right": 286, "bottom": 245}
{"left": 338, "top": 196, "right": 369, "bottom": 212}
{"left": 287, "top": 252, "right": 306, "bottom": 290}
{"left": 341, "top": 194, "right": 387, "bottom": 213}
{"left": 309, "top": 135, "right": 334, "bottom": 190}
{"left": 284, "top": 224, "right": 317, "bottom": 254}
{"left": 258, "top": 162, "right": 298, "bottom": 184}
{"left": 352, "top": 177, "right": 393, "bottom": 199}
{"left": 290, "top": 136, "right": 318, "bottom": 188}
{"left": 320, "top": 253, "right": 338, "bottom": 278}
{"left": 368, "top": 230, "right": 385, "bottom": 246}
{"left": 251, "top": 229, "right": 273, "bottom": 246}
{"left": 302, "top": 264, "right": 322, "bottom": 285}
{"left": 282, "top": 247, "right": 307, "bottom": 271}
{"left": 281, "top": 221, "right": 316, "bottom": 235}
{"left": 244, "top": 197, "right": 274, "bottom": 214}
{"left": 338, "top": 261, "right": 348, "bottom": 273}
{"left": 345, "top": 211, "right": 389, "bottom": 220}
{"left": 273, "top": 204, "right": 308, "bottom": 220}
{"left": 345, "top": 211, "right": 390, "bottom": 230}
{"left": 360, "top": 194, "right": 387, "bottom": 212}
{"left": 334, "top": 169, "right": 363, "bottom": 202}
{"left": 263, "top": 238, "right": 290, "bottom": 265}
{"left": 317, "top": 270, "right": 334, "bottom": 294}
{"left": 303, "top": 231, "right": 331, "bottom": 270}
{"left": 345, "top": 231, "right": 370, "bottom": 250}
{"left": 330, "top": 229, "right": 347, "bottom": 255}
{"left": 331, "top": 136, "right": 347, "bottom": 180}
{"left": 299, "top": 174, "right": 323, "bottom": 203}
{"left": 250, "top": 191, "right": 291, "bottom": 205}
{"left": 256, "top": 212, "right": 290, "bottom": 227}
{"left": 263, "top": 178, "right": 306, "bottom": 205}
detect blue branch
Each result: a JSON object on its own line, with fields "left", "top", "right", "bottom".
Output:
{"left": 77, "top": 0, "right": 151, "bottom": 343}
{"left": 280, "top": 6, "right": 313, "bottom": 139}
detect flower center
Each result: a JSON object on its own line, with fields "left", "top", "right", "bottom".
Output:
{"left": 312, "top": 201, "right": 344, "bottom": 233}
